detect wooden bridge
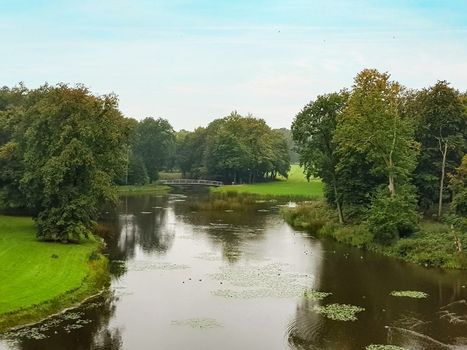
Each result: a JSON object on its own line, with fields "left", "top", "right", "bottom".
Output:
{"left": 158, "top": 179, "right": 223, "bottom": 187}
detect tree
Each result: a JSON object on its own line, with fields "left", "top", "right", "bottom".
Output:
{"left": 292, "top": 91, "right": 348, "bottom": 223}
{"left": 335, "top": 69, "right": 419, "bottom": 197}
{"left": 17, "top": 84, "right": 131, "bottom": 241}
{"left": 176, "top": 127, "right": 207, "bottom": 178}
{"left": 411, "top": 81, "right": 466, "bottom": 217}
{"left": 203, "top": 112, "right": 290, "bottom": 183}
{"left": 446, "top": 155, "right": 467, "bottom": 252}
{"left": 133, "top": 117, "right": 175, "bottom": 182}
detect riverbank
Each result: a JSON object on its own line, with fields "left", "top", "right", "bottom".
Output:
{"left": 212, "top": 165, "right": 323, "bottom": 198}
{"left": 0, "top": 216, "right": 109, "bottom": 331}
{"left": 282, "top": 203, "right": 467, "bottom": 270}
{"left": 117, "top": 183, "right": 171, "bottom": 195}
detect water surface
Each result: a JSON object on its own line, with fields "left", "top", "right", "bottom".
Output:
{"left": 1, "top": 193, "right": 467, "bottom": 350}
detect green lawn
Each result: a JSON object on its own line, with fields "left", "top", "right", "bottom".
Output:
{"left": 212, "top": 165, "right": 323, "bottom": 198}
{"left": 0, "top": 216, "right": 106, "bottom": 330}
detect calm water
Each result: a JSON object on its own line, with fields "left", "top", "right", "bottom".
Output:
{"left": 1, "top": 193, "right": 467, "bottom": 350}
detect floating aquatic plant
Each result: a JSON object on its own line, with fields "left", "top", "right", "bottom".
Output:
{"left": 303, "top": 290, "right": 332, "bottom": 301}
{"left": 390, "top": 291, "right": 428, "bottom": 299}
{"left": 126, "top": 260, "right": 189, "bottom": 271}
{"left": 366, "top": 345, "right": 409, "bottom": 350}
{"left": 170, "top": 318, "right": 222, "bottom": 329}
{"left": 3, "top": 310, "right": 93, "bottom": 342}
{"left": 312, "top": 303, "right": 365, "bottom": 321}
{"left": 210, "top": 263, "right": 315, "bottom": 299}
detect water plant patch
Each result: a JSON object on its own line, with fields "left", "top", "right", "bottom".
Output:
{"left": 312, "top": 303, "right": 365, "bottom": 321}
{"left": 390, "top": 291, "right": 428, "bottom": 299}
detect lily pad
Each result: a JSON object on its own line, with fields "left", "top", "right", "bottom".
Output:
{"left": 312, "top": 303, "right": 365, "bottom": 321}
{"left": 390, "top": 291, "right": 428, "bottom": 299}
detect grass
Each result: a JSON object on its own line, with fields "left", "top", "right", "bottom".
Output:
{"left": 117, "top": 183, "right": 170, "bottom": 195}
{"left": 282, "top": 203, "right": 467, "bottom": 269}
{"left": 212, "top": 165, "right": 323, "bottom": 198}
{"left": 0, "top": 216, "right": 108, "bottom": 331}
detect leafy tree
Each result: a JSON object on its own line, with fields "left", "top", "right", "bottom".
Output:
{"left": 335, "top": 69, "right": 419, "bottom": 197}
{"left": 411, "top": 81, "right": 466, "bottom": 217}
{"left": 449, "top": 155, "right": 467, "bottom": 217}
{"left": 127, "top": 153, "right": 149, "bottom": 185}
{"left": 133, "top": 117, "right": 175, "bottom": 182}
{"left": 203, "top": 112, "right": 290, "bottom": 183}
{"left": 176, "top": 127, "right": 207, "bottom": 178}
{"left": 17, "top": 84, "right": 131, "bottom": 241}
{"left": 274, "top": 128, "right": 300, "bottom": 164}
{"left": 292, "top": 91, "right": 348, "bottom": 223}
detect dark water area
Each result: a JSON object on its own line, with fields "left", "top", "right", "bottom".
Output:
{"left": 1, "top": 193, "right": 467, "bottom": 350}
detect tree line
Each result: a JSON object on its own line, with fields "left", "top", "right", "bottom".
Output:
{"left": 292, "top": 69, "right": 466, "bottom": 244}
{"left": 0, "top": 85, "right": 291, "bottom": 241}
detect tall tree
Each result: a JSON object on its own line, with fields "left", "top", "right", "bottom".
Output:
{"left": 335, "top": 69, "right": 419, "bottom": 197}
{"left": 133, "top": 117, "right": 175, "bottom": 182}
{"left": 292, "top": 91, "right": 348, "bottom": 223}
{"left": 15, "top": 84, "right": 131, "bottom": 241}
{"left": 412, "top": 81, "right": 466, "bottom": 217}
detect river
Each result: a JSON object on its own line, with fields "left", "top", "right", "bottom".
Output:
{"left": 1, "top": 193, "right": 467, "bottom": 350}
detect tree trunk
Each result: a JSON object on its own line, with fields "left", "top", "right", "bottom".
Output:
{"left": 333, "top": 181, "right": 344, "bottom": 224}
{"left": 388, "top": 174, "right": 396, "bottom": 197}
{"left": 438, "top": 141, "right": 448, "bottom": 219}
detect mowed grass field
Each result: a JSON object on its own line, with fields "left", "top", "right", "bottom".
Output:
{"left": 0, "top": 216, "right": 105, "bottom": 329}
{"left": 213, "top": 165, "right": 323, "bottom": 198}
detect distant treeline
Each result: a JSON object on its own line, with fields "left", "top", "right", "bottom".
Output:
{"left": 292, "top": 69, "right": 466, "bottom": 244}
{"left": 121, "top": 111, "right": 292, "bottom": 185}
{"left": 0, "top": 84, "right": 291, "bottom": 240}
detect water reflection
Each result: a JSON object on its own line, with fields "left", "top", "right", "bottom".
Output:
{"left": 1, "top": 193, "right": 466, "bottom": 350}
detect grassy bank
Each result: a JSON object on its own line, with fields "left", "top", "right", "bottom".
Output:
{"left": 117, "top": 183, "right": 170, "bottom": 195}
{"left": 0, "top": 216, "right": 109, "bottom": 331}
{"left": 212, "top": 165, "right": 323, "bottom": 198}
{"left": 283, "top": 203, "right": 467, "bottom": 269}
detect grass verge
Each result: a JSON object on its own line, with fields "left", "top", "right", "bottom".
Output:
{"left": 282, "top": 203, "right": 467, "bottom": 269}
{"left": 212, "top": 165, "right": 324, "bottom": 198}
{"left": 0, "top": 216, "right": 109, "bottom": 331}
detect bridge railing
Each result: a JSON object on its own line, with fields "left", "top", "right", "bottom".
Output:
{"left": 158, "top": 179, "right": 223, "bottom": 187}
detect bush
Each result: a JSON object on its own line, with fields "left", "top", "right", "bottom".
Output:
{"left": 366, "top": 187, "right": 419, "bottom": 245}
{"left": 282, "top": 201, "right": 335, "bottom": 234}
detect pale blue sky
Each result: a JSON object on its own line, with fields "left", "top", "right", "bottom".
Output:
{"left": 1, "top": 0, "right": 466, "bottom": 130}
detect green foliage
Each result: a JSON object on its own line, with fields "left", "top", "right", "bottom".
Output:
{"left": 411, "top": 81, "right": 466, "bottom": 211}
{"left": 389, "top": 222, "right": 466, "bottom": 268}
{"left": 132, "top": 117, "right": 175, "bottom": 182}
{"left": 367, "top": 187, "right": 419, "bottom": 245}
{"left": 127, "top": 153, "right": 149, "bottom": 185}
{"left": 312, "top": 303, "right": 365, "bottom": 321}
{"left": 292, "top": 91, "right": 348, "bottom": 222}
{"left": 282, "top": 201, "right": 335, "bottom": 234}
{"left": 389, "top": 290, "right": 428, "bottom": 299}
{"left": 175, "top": 113, "right": 291, "bottom": 183}
{"left": 327, "top": 224, "right": 374, "bottom": 248}
{"left": 449, "top": 155, "right": 467, "bottom": 216}
{"left": 335, "top": 69, "right": 419, "bottom": 197}
{"left": 1, "top": 84, "right": 131, "bottom": 241}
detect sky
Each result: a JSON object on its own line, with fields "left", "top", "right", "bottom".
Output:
{"left": 1, "top": 0, "right": 467, "bottom": 130}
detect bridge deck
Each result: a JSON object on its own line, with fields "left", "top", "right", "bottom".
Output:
{"left": 158, "top": 179, "right": 223, "bottom": 187}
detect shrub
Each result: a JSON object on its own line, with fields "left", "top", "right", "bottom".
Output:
{"left": 282, "top": 201, "right": 335, "bottom": 234}
{"left": 366, "top": 187, "right": 419, "bottom": 245}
